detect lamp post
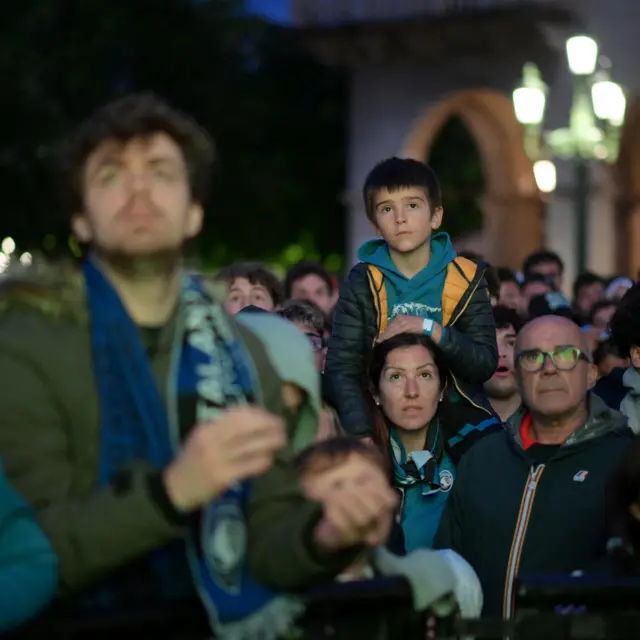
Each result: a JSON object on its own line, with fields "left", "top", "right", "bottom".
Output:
{"left": 512, "top": 35, "right": 627, "bottom": 274}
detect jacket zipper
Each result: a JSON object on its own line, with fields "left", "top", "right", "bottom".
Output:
{"left": 502, "top": 464, "right": 545, "bottom": 619}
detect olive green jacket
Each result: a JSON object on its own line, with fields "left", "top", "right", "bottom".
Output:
{"left": 0, "top": 264, "right": 351, "bottom": 598}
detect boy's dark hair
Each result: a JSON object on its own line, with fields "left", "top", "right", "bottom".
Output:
{"left": 522, "top": 250, "right": 564, "bottom": 278}
{"left": 497, "top": 267, "right": 519, "bottom": 285}
{"left": 215, "top": 262, "right": 283, "bottom": 307}
{"left": 610, "top": 282, "right": 640, "bottom": 357}
{"left": 61, "top": 92, "right": 215, "bottom": 215}
{"left": 363, "top": 157, "right": 442, "bottom": 221}
{"left": 493, "top": 305, "right": 523, "bottom": 334}
{"left": 278, "top": 299, "right": 326, "bottom": 336}
{"left": 284, "top": 260, "right": 334, "bottom": 299}
{"left": 573, "top": 271, "right": 604, "bottom": 300}
{"left": 294, "top": 437, "right": 385, "bottom": 477}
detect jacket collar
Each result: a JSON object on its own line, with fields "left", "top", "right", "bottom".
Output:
{"left": 505, "top": 392, "right": 629, "bottom": 450}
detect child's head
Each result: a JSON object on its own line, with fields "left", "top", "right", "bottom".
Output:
{"left": 363, "top": 157, "right": 443, "bottom": 255}
{"left": 295, "top": 437, "right": 389, "bottom": 501}
{"left": 215, "top": 262, "right": 283, "bottom": 315}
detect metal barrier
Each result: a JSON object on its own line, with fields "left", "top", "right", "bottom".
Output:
{"left": 9, "top": 573, "right": 640, "bottom": 639}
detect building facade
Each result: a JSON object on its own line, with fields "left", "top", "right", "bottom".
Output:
{"left": 293, "top": 0, "right": 640, "bottom": 287}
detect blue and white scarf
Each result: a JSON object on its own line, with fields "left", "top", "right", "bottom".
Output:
{"left": 390, "top": 423, "right": 452, "bottom": 496}
{"left": 85, "top": 259, "right": 302, "bottom": 640}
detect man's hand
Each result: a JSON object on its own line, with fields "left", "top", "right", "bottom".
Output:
{"left": 310, "top": 457, "right": 398, "bottom": 552}
{"left": 163, "top": 406, "right": 286, "bottom": 513}
{"left": 377, "top": 315, "right": 443, "bottom": 344}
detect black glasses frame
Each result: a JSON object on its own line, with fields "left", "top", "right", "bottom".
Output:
{"left": 516, "top": 346, "right": 591, "bottom": 373}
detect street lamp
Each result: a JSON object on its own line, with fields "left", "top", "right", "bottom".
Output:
{"left": 513, "top": 35, "right": 626, "bottom": 273}
{"left": 533, "top": 160, "right": 557, "bottom": 194}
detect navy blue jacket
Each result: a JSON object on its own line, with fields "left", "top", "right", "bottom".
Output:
{"left": 434, "top": 395, "right": 632, "bottom": 617}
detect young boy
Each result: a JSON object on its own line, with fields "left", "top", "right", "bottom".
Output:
{"left": 294, "top": 438, "right": 483, "bottom": 636}
{"left": 324, "top": 157, "right": 497, "bottom": 437}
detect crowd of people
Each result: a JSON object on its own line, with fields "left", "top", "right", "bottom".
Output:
{"left": 1, "top": 92, "right": 640, "bottom": 639}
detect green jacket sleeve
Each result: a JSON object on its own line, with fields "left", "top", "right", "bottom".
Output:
{"left": 0, "top": 312, "right": 184, "bottom": 594}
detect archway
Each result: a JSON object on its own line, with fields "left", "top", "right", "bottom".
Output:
{"left": 616, "top": 94, "right": 640, "bottom": 277}
{"left": 403, "top": 89, "right": 542, "bottom": 270}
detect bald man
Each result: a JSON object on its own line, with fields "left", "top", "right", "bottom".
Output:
{"left": 435, "top": 315, "right": 632, "bottom": 619}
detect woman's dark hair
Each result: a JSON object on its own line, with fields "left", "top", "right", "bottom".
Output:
{"left": 278, "top": 298, "right": 327, "bottom": 336}
{"left": 606, "top": 437, "right": 640, "bottom": 573}
{"left": 368, "top": 333, "right": 450, "bottom": 475}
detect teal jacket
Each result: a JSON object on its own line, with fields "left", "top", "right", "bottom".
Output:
{"left": 0, "top": 464, "right": 58, "bottom": 631}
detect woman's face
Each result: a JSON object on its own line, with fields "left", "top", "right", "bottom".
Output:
{"left": 375, "top": 344, "right": 442, "bottom": 432}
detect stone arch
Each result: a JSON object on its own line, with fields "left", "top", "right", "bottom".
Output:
{"left": 402, "top": 89, "right": 542, "bottom": 269}
{"left": 616, "top": 94, "right": 640, "bottom": 277}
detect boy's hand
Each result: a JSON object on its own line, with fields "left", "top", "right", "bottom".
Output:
{"left": 378, "top": 315, "right": 443, "bottom": 344}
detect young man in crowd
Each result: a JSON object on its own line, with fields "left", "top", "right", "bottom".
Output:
{"left": 521, "top": 274, "right": 554, "bottom": 316}
{"left": 522, "top": 249, "right": 564, "bottom": 292}
{"left": 435, "top": 315, "right": 632, "bottom": 618}
{"left": 573, "top": 271, "right": 605, "bottom": 326}
{"left": 496, "top": 267, "right": 523, "bottom": 315}
{"left": 590, "top": 299, "right": 617, "bottom": 332}
{"left": 483, "top": 306, "right": 522, "bottom": 422}
{"left": 324, "top": 157, "right": 497, "bottom": 437}
{"left": 215, "top": 261, "right": 282, "bottom": 315}
{"left": 0, "top": 94, "right": 397, "bottom": 639}
{"left": 284, "top": 260, "right": 337, "bottom": 320}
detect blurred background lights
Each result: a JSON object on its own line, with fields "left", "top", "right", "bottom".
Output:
{"left": 1, "top": 237, "right": 15, "bottom": 255}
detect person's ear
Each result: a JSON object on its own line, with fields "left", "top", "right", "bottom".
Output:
{"left": 71, "top": 214, "right": 92, "bottom": 243}
{"left": 430, "top": 206, "right": 444, "bottom": 231}
{"left": 185, "top": 203, "right": 204, "bottom": 238}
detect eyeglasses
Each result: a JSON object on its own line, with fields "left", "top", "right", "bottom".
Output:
{"left": 305, "top": 333, "right": 325, "bottom": 353}
{"left": 516, "top": 346, "right": 591, "bottom": 373}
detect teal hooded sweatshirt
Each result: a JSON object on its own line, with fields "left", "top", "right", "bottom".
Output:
{"left": 357, "top": 232, "right": 456, "bottom": 325}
